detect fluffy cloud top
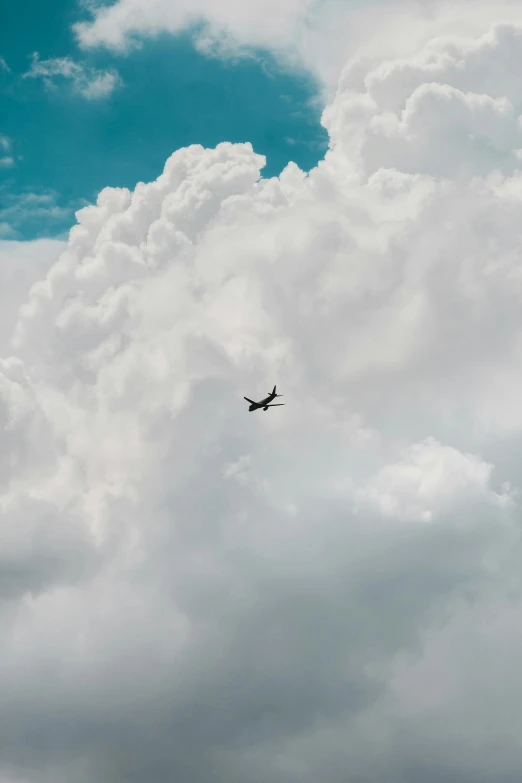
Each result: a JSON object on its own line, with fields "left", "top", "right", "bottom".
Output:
{"left": 3, "top": 18, "right": 522, "bottom": 783}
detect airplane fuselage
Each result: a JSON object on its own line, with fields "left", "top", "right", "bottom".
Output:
{"left": 248, "top": 393, "right": 276, "bottom": 411}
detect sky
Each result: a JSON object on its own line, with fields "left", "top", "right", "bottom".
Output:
{"left": 5, "top": 1, "right": 522, "bottom": 782}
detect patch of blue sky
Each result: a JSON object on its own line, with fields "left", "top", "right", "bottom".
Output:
{"left": 1, "top": 0, "right": 328, "bottom": 240}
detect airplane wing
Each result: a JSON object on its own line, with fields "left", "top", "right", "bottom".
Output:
{"left": 265, "top": 403, "right": 285, "bottom": 407}
{"left": 244, "top": 397, "right": 256, "bottom": 404}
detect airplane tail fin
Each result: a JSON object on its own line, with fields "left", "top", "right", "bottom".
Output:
{"left": 272, "top": 385, "right": 276, "bottom": 395}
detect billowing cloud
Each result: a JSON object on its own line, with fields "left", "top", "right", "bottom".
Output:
{"left": 24, "top": 53, "right": 122, "bottom": 99}
{"left": 3, "top": 17, "right": 522, "bottom": 783}
{"left": 0, "top": 239, "right": 64, "bottom": 354}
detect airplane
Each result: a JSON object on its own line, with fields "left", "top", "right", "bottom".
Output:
{"left": 244, "top": 385, "right": 285, "bottom": 412}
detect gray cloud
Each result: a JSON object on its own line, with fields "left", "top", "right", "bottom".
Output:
{"left": 3, "top": 18, "right": 522, "bottom": 783}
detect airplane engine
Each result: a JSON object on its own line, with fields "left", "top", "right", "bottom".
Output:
{"left": 263, "top": 406, "right": 268, "bottom": 411}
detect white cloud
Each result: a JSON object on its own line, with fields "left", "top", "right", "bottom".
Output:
{"left": 0, "top": 135, "right": 14, "bottom": 168}
{"left": 74, "top": 0, "right": 522, "bottom": 92}
{"left": 74, "top": 0, "right": 314, "bottom": 55}
{"left": 324, "top": 23, "right": 522, "bottom": 180}
{"left": 23, "top": 53, "right": 122, "bottom": 99}
{"left": 4, "top": 16, "right": 522, "bottom": 783}
{"left": 355, "top": 438, "right": 513, "bottom": 523}
{"left": 0, "top": 191, "right": 76, "bottom": 237}
{"left": 0, "top": 239, "right": 64, "bottom": 354}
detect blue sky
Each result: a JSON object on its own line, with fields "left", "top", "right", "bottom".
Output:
{"left": 0, "top": 0, "right": 328, "bottom": 240}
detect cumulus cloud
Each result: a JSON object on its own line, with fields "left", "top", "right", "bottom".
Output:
{"left": 325, "top": 27, "right": 522, "bottom": 180}
{"left": 24, "top": 53, "right": 122, "bottom": 99}
{"left": 4, "top": 16, "right": 522, "bottom": 783}
{"left": 0, "top": 240, "right": 64, "bottom": 354}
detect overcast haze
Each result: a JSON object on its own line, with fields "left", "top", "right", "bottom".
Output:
{"left": 2, "top": 1, "right": 522, "bottom": 781}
